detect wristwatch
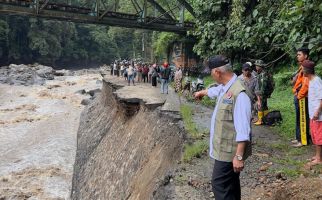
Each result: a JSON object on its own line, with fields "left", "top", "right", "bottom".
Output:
{"left": 235, "top": 155, "right": 243, "bottom": 161}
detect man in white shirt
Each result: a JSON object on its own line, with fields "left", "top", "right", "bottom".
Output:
{"left": 127, "top": 64, "right": 135, "bottom": 86}
{"left": 194, "top": 55, "right": 252, "bottom": 200}
{"left": 303, "top": 60, "right": 322, "bottom": 166}
{"left": 113, "top": 62, "right": 117, "bottom": 76}
{"left": 120, "top": 64, "right": 124, "bottom": 77}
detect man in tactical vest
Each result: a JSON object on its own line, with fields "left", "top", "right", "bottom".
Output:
{"left": 194, "top": 55, "right": 252, "bottom": 200}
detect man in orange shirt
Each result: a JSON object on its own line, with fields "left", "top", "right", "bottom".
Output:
{"left": 292, "top": 47, "right": 310, "bottom": 147}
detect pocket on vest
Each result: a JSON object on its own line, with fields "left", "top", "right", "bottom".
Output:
{"left": 220, "top": 131, "right": 234, "bottom": 153}
{"left": 220, "top": 138, "right": 233, "bottom": 153}
{"left": 220, "top": 109, "right": 233, "bottom": 121}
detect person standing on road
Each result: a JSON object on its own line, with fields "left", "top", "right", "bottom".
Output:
{"left": 142, "top": 64, "right": 149, "bottom": 83}
{"left": 302, "top": 60, "right": 322, "bottom": 166}
{"left": 238, "top": 62, "right": 258, "bottom": 121}
{"left": 116, "top": 62, "right": 120, "bottom": 77}
{"left": 123, "top": 64, "right": 128, "bottom": 81}
{"left": 127, "top": 64, "right": 135, "bottom": 86}
{"left": 238, "top": 62, "right": 258, "bottom": 98}
{"left": 151, "top": 64, "right": 158, "bottom": 87}
{"left": 174, "top": 67, "right": 183, "bottom": 92}
{"left": 292, "top": 47, "right": 311, "bottom": 147}
{"left": 120, "top": 63, "right": 124, "bottom": 77}
{"left": 194, "top": 55, "right": 252, "bottom": 200}
{"left": 254, "top": 60, "right": 274, "bottom": 125}
{"left": 137, "top": 63, "right": 143, "bottom": 83}
{"left": 112, "top": 62, "right": 117, "bottom": 76}
{"left": 160, "top": 62, "right": 171, "bottom": 94}
{"left": 148, "top": 64, "right": 153, "bottom": 83}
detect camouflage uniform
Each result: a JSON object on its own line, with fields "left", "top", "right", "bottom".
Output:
{"left": 254, "top": 59, "right": 274, "bottom": 125}
{"left": 255, "top": 70, "right": 270, "bottom": 111}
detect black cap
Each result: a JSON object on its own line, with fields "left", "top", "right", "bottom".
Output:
{"left": 242, "top": 63, "right": 251, "bottom": 70}
{"left": 207, "top": 55, "right": 230, "bottom": 70}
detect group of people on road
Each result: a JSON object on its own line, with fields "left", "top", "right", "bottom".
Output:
{"left": 110, "top": 60, "right": 174, "bottom": 94}
{"left": 194, "top": 49, "right": 322, "bottom": 200}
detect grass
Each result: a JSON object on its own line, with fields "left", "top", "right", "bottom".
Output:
{"left": 268, "top": 83, "right": 296, "bottom": 139}
{"left": 201, "top": 76, "right": 216, "bottom": 107}
{"left": 203, "top": 75, "right": 215, "bottom": 87}
{"left": 182, "top": 140, "right": 208, "bottom": 162}
{"left": 180, "top": 104, "right": 209, "bottom": 162}
{"left": 268, "top": 168, "right": 304, "bottom": 178}
{"left": 180, "top": 105, "right": 200, "bottom": 139}
{"left": 271, "top": 156, "right": 306, "bottom": 166}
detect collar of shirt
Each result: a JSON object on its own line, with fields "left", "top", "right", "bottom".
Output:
{"left": 220, "top": 74, "right": 238, "bottom": 97}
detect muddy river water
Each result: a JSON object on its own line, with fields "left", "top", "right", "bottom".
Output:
{"left": 0, "top": 73, "right": 101, "bottom": 200}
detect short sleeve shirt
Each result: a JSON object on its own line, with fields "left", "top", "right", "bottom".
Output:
{"left": 308, "top": 76, "right": 322, "bottom": 121}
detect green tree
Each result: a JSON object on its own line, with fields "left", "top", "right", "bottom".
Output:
{"left": 192, "top": 0, "right": 322, "bottom": 65}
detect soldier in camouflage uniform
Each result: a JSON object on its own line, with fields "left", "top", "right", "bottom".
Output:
{"left": 254, "top": 60, "right": 274, "bottom": 125}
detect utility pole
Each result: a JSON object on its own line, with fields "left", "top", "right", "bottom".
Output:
{"left": 142, "top": 32, "right": 145, "bottom": 61}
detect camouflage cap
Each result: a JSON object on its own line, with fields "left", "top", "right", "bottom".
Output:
{"left": 254, "top": 60, "right": 266, "bottom": 67}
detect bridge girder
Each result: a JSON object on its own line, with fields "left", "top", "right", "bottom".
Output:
{"left": 146, "top": 0, "right": 173, "bottom": 20}
{"left": 0, "top": 0, "right": 194, "bottom": 34}
{"left": 176, "top": 0, "right": 195, "bottom": 17}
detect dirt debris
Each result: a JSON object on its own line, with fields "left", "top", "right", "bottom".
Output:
{"left": 0, "top": 115, "right": 47, "bottom": 125}
{"left": 0, "top": 104, "right": 38, "bottom": 112}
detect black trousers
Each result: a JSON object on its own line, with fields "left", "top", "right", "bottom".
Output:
{"left": 212, "top": 160, "right": 241, "bottom": 200}
{"left": 152, "top": 76, "right": 157, "bottom": 86}
{"left": 142, "top": 74, "right": 148, "bottom": 83}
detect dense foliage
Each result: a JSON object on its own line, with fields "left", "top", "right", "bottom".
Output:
{"left": 0, "top": 15, "right": 156, "bottom": 67}
{"left": 1, "top": 0, "right": 320, "bottom": 68}
{"left": 0, "top": 0, "right": 156, "bottom": 67}
{"left": 192, "top": 0, "right": 322, "bottom": 66}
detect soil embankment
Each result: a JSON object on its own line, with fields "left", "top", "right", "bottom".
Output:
{"left": 71, "top": 75, "right": 185, "bottom": 200}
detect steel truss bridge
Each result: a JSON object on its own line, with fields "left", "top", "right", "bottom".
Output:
{"left": 0, "top": 0, "right": 195, "bottom": 33}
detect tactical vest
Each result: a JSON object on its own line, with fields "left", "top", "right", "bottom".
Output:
{"left": 213, "top": 79, "right": 252, "bottom": 162}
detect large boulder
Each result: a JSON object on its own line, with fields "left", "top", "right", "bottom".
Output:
{"left": 0, "top": 64, "right": 55, "bottom": 86}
